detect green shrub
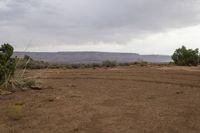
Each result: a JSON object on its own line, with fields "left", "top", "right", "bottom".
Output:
{"left": 0, "top": 43, "right": 16, "bottom": 85}
{"left": 91, "top": 63, "right": 101, "bottom": 68}
{"left": 118, "top": 62, "right": 131, "bottom": 66}
{"left": 199, "top": 55, "right": 200, "bottom": 64}
{"left": 172, "top": 46, "right": 199, "bottom": 66}
{"left": 101, "top": 60, "right": 117, "bottom": 68}
{"left": 17, "top": 57, "right": 49, "bottom": 69}
{"left": 23, "top": 55, "right": 33, "bottom": 61}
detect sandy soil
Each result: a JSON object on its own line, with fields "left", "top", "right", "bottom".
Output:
{"left": 1, "top": 65, "right": 200, "bottom": 133}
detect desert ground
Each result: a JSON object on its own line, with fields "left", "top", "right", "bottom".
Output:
{"left": 1, "top": 65, "right": 200, "bottom": 133}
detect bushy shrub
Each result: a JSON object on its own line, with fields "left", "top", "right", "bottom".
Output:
{"left": 17, "top": 57, "right": 49, "bottom": 69}
{"left": 172, "top": 46, "right": 199, "bottom": 66}
{"left": 91, "top": 63, "right": 101, "bottom": 68}
{"left": 23, "top": 55, "right": 33, "bottom": 61}
{"left": 26, "top": 60, "right": 49, "bottom": 69}
{"left": 199, "top": 55, "right": 200, "bottom": 64}
{"left": 118, "top": 62, "right": 131, "bottom": 66}
{"left": 0, "top": 43, "right": 16, "bottom": 85}
{"left": 101, "top": 60, "right": 117, "bottom": 67}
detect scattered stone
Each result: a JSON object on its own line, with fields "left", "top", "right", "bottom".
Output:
{"left": 48, "top": 98, "right": 55, "bottom": 102}
{"left": 0, "top": 90, "right": 12, "bottom": 95}
{"left": 73, "top": 128, "right": 79, "bottom": 132}
{"left": 70, "top": 95, "right": 81, "bottom": 98}
{"left": 56, "top": 96, "right": 61, "bottom": 100}
{"left": 30, "top": 86, "right": 43, "bottom": 90}
{"left": 147, "top": 96, "right": 154, "bottom": 100}
{"left": 21, "top": 87, "right": 29, "bottom": 91}
{"left": 176, "top": 91, "right": 184, "bottom": 95}
{"left": 67, "top": 84, "right": 76, "bottom": 88}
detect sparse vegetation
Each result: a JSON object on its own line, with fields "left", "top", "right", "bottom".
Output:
{"left": 101, "top": 60, "right": 118, "bottom": 68}
{"left": 16, "top": 57, "right": 152, "bottom": 69}
{"left": 0, "top": 44, "right": 38, "bottom": 92}
{"left": 133, "top": 61, "right": 148, "bottom": 66}
{"left": 172, "top": 46, "right": 199, "bottom": 66}
{"left": 17, "top": 57, "right": 130, "bottom": 69}
{"left": 199, "top": 55, "right": 200, "bottom": 64}
{"left": 7, "top": 104, "right": 24, "bottom": 120}
{"left": 16, "top": 55, "right": 49, "bottom": 69}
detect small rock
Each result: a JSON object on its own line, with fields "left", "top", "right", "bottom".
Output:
{"left": 48, "top": 98, "right": 55, "bottom": 102}
{"left": 73, "top": 128, "right": 79, "bottom": 132}
{"left": 147, "top": 96, "right": 154, "bottom": 100}
{"left": 56, "top": 96, "right": 61, "bottom": 100}
{"left": 21, "top": 87, "right": 29, "bottom": 91}
{"left": 176, "top": 91, "right": 184, "bottom": 95}
{"left": 30, "top": 86, "right": 43, "bottom": 90}
{"left": 70, "top": 95, "right": 81, "bottom": 98}
{"left": 67, "top": 84, "right": 76, "bottom": 88}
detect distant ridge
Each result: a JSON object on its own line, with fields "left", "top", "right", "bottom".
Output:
{"left": 14, "top": 51, "right": 171, "bottom": 64}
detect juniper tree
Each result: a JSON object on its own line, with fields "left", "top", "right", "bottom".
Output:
{"left": 0, "top": 43, "right": 16, "bottom": 85}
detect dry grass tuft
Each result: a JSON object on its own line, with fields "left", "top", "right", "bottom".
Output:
{"left": 0, "top": 70, "right": 41, "bottom": 95}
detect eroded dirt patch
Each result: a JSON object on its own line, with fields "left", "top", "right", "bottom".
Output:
{"left": 1, "top": 66, "right": 200, "bottom": 133}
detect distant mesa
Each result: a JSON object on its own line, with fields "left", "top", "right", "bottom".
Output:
{"left": 14, "top": 52, "right": 171, "bottom": 64}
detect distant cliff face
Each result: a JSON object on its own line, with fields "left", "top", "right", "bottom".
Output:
{"left": 14, "top": 52, "right": 171, "bottom": 64}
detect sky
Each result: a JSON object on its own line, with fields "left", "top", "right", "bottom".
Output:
{"left": 0, "top": 0, "right": 200, "bottom": 55}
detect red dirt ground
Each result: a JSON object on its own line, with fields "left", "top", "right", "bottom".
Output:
{"left": 1, "top": 65, "right": 200, "bottom": 133}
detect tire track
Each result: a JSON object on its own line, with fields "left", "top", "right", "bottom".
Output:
{"left": 39, "top": 76, "right": 200, "bottom": 88}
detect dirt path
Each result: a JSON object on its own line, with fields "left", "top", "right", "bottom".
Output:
{"left": 1, "top": 66, "right": 200, "bottom": 133}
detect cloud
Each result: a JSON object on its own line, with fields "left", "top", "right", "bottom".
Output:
{"left": 0, "top": 0, "right": 200, "bottom": 50}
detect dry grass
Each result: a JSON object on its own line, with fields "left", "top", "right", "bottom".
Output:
{"left": 0, "top": 74, "right": 37, "bottom": 92}
{"left": 6, "top": 104, "right": 24, "bottom": 120}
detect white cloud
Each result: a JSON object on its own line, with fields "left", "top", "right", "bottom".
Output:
{"left": 26, "top": 24, "right": 200, "bottom": 55}
{"left": 0, "top": 0, "right": 200, "bottom": 54}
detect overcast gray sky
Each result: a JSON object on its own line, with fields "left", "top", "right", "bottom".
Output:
{"left": 0, "top": 0, "right": 200, "bottom": 54}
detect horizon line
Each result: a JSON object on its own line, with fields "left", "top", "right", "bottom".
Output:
{"left": 14, "top": 51, "right": 171, "bottom": 56}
